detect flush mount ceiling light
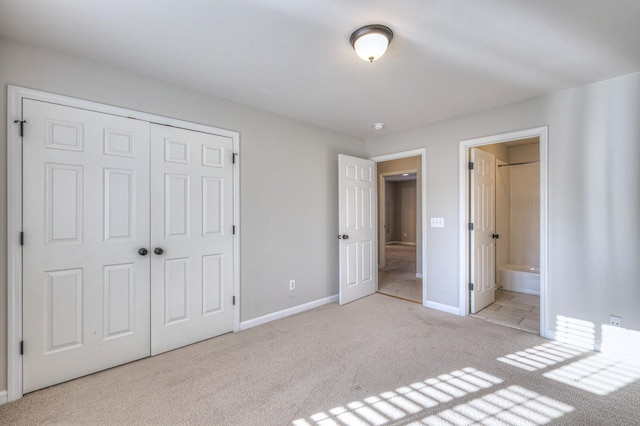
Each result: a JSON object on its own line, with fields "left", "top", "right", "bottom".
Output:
{"left": 350, "top": 24, "right": 393, "bottom": 62}
{"left": 372, "top": 122, "right": 385, "bottom": 130}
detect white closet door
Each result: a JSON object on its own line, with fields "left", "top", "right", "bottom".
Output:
{"left": 150, "top": 124, "right": 234, "bottom": 355}
{"left": 22, "top": 99, "right": 151, "bottom": 393}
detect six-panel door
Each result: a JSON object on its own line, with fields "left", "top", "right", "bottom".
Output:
{"left": 149, "top": 124, "right": 234, "bottom": 355}
{"left": 22, "top": 99, "right": 236, "bottom": 392}
{"left": 22, "top": 100, "right": 152, "bottom": 392}
{"left": 470, "top": 148, "right": 496, "bottom": 313}
{"left": 338, "top": 154, "right": 377, "bottom": 305}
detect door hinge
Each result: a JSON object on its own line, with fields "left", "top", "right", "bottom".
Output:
{"left": 20, "top": 231, "right": 24, "bottom": 246}
{"left": 232, "top": 153, "right": 237, "bottom": 164}
{"left": 468, "top": 161, "right": 474, "bottom": 170}
{"left": 232, "top": 296, "right": 236, "bottom": 306}
{"left": 20, "top": 340, "right": 24, "bottom": 355}
{"left": 468, "top": 222, "right": 474, "bottom": 231}
{"left": 469, "top": 283, "right": 474, "bottom": 291}
{"left": 14, "top": 120, "right": 27, "bottom": 137}
{"left": 232, "top": 225, "right": 236, "bottom": 235}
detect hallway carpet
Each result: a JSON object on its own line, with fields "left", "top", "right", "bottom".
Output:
{"left": 1, "top": 294, "right": 638, "bottom": 425}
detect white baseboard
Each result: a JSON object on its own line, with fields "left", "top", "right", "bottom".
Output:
{"left": 416, "top": 273, "right": 423, "bottom": 278}
{"left": 240, "top": 295, "right": 338, "bottom": 330}
{"left": 0, "top": 390, "right": 7, "bottom": 405}
{"left": 424, "top": 300, "right": 461, "bottom": 315}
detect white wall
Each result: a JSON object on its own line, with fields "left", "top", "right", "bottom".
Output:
{"left": 366, "top": 72, "right": 640, "bottom": 341}
{"left": 495, "top": 160, "right": 511, "bottom": 271}
{"left": 0, "top": 38, "right": 365, "bottom": 390}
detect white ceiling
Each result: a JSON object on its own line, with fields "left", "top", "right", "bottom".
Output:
{"left": 1, "top": 0, "right": 639, "bottom": 138}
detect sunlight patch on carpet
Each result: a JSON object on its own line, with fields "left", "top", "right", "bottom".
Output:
{"left": 543, "top": 353, "right": 640, "bottom": 396}
{"left": 410, "top": 385, "right": 574, "bottom": 426}
{"left": 292, "top": 368, "right": 502, "bottom": 426}
{"left": 497, "top": 341, "right": 590, "bottom": 372}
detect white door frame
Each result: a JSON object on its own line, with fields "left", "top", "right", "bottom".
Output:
{"left": 6, "top": 85, "right": 241, "bottom": 401}
{"left": 458, "top": 127, "right": 549, "bottom": 338}
{"left": 378, "top": 168, "right": 418, "bottom": 269}
{"left": 370, "top": 149, "right": 427, "bottom": 305}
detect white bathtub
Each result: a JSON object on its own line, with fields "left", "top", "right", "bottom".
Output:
{"left": 497, "top": 264, "right": 540, "bottom": 295}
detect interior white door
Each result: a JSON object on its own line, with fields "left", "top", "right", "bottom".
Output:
{"left": 338, "top": 154, "right": 377, "bottom": 305}
{"left": 22, "top": 99, "right": 151, "bottom": 392}
{"left": 470, "top": 148, "right": 496, "bottom": 313}
{"left": 150, "top": 124, "right": 234, "bottom": 355}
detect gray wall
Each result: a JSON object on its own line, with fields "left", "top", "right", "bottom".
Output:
{"left": 390, "top": 180, "right": 417, "bottom": 243}
{"left": 384, "top": 180, "right": 395, "bottom": 242}
{"left": 0, "top": 38, "right": 365, "bottom": 390}
{"left": 366, "top": 72, "right": 640, "bottom": 342}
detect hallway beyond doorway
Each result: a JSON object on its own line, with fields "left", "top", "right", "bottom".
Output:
{"left": 378, "top": 244, "right": 422, "bottom": 303}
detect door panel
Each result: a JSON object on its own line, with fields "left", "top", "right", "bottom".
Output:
{"left": 470, "top": 148, "right": 496, "bottom": 313}
{"left": 150, "top": 125, "right": 234, "bottom": 355}
{"left": 22, "top": 98, "right": 236, "bottom": 392}
{"left": 339, "top": 154, "right": 377, "bottom": 304}
{"left": 23, "top": 99, "right": 151, "bottom": 393}
{"left": 103, "top": 263, "right": 135, "bottom": 339}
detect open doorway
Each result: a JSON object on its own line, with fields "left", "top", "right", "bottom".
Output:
{"left": 375, "top": 155, "right": 422, "bottom": 303}
{"left": 459, "top": 127, "right": 549, "bottom": 337}
{"left": 472, "top": 138, "right": 541, "bottom": 332}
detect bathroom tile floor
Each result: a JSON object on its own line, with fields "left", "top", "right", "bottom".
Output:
{"left": 471, "top": 289, "right": 540, "bottom": 334}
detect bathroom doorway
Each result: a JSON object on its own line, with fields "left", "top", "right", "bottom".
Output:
{"left": 459, "top": 127, "right": 549, "bottom": 337}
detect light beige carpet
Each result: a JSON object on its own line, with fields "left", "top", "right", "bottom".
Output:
{"left": 1, "top": 294, "right": 639, "bottom": 425}
{"left": 378, "top": 244, "right": 422, "bottom": 303}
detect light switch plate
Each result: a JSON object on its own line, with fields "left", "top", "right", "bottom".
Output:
{"left": 431, "top": 217, "right": 444, "bottom": 228}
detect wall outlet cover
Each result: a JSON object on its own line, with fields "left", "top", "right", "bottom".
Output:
{"left": 609, "top": 315, "right": 622, "bottom": 327}
{"left": 430, "top": 217, "right": 445, "bottom": 228}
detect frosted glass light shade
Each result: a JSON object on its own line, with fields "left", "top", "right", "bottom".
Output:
{"left": 350, "top": 25, "right": 393, "bottom": 62}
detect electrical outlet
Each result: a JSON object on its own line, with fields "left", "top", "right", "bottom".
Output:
{"left": 609, "top": 315, "right": 622, "bottom": 327}
{"left": 289, "top": 279, "right": 295, "bottom": 291}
